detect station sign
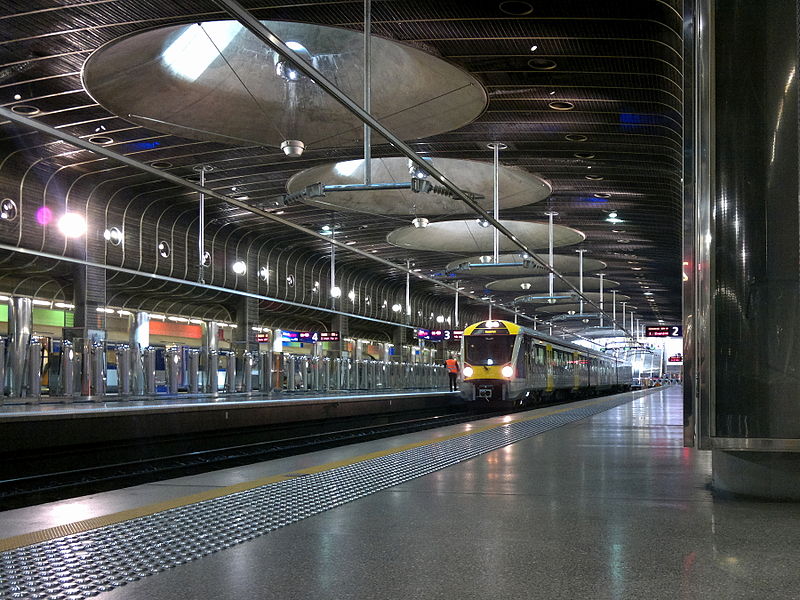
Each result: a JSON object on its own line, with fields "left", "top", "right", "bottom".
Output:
{"left": 645, "top": 325, "right": 682, "bottom": 338}
{"left": 416, "top": 329, "right": 463, "bottom": 341}
{"left": 256, "top": 332, "right": 270, "bottom": 343}
{"left": 282, "top": 330, "right": 340, "bottom": 343}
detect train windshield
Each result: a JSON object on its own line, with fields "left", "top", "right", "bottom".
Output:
{"left": 464, "top": 335, "right": 515, "bottom": 366}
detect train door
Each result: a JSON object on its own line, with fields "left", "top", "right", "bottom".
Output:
{"left": 545, "top": 344, "right": 554, "bottom": 392}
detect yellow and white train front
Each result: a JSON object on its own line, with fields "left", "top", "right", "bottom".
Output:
{"left": 460, "top": 320, "right": 525, "bottom": 405}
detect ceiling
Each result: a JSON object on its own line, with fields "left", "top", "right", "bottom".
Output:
{"left": 0, "top": 0, "right": 683, "bottom": 330}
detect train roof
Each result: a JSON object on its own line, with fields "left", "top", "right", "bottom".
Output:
{"left": 463, "top": 320, "right": 625, "bottom": 363}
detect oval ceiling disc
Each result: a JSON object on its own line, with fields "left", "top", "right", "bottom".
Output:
{"left": 286, "top": 157, "right": 551, "bottom": 216}
{"left": 444, "top": 253, "right": 606, "bottom": 275}
{"left": 82, "top": 21, "right": 488, "bottom": 149}
{"left": 387, "top": 219, "right": 585, "bottom": 252}
{"left": 515, "top": 292, "right": 630, "bottom": 306}
{"left": 487, "top": 276, "right": 619, "bottom": 292}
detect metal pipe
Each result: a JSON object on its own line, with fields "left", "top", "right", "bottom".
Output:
{"left": 454, "top": 280, "right": 459, "bottom": 328}
{"left": 622, "top": 302, "right": 627, "bottom": 334}
{"left": 612, "top": 290, "right": 617, "bottom": 328}
{"left": 197, "top": 166, "right": 209, "bottom": 283}
{"left": 363, "top": 0, "right": 371, "bottom": 185}
{"left": 487, "top": 142, "right": 506, "bottom": 264}
{"left": 599, "top": 273, "right": 605, "bottom": 327}
{"left": 330, "top": 228, "right": 336, "bottom": 303}
{"left": 545, "top": 212, "right": 556, "bottom": 301}
{"left": 405, "top": 259, "right": 411, "bottom": 323}
{"left": 209, "top": 0, "right": 627, "bottom": 330}
{"left": 577, "top": 249, "right": 585, "bottom": 314}
{"left": 0, "top": 104, "right": 623, "bottom": 342}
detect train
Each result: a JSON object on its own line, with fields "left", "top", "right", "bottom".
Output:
{"left": 459, "top": 319, "right": 632, "bottom": 408}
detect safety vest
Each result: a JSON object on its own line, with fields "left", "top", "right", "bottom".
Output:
{"left": 445, "top": 358, "right": 458, "bottom": 373}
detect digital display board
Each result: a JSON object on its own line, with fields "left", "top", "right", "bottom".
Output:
{"left": 416, "top": 329, "right": 463, "bottom": 341}
{"left": 644, "top": 325, "right": 682, "bottom": 338}
{"left": 668, "top": 354, "right": 683, "bottom": 363}
{"left": 282, "top": 331, "right": 340, "bottom": 343}
{"left": 256, "top": 333, "right": 270, "bottom": 343}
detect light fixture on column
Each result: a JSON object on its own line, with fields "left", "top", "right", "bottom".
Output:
{"left": 331, "top": 286, "right": 342, "bottom": 299}
{"left": 520, "top": 282, "right": 532, "bottom": 290}
{"left": 411, "top": 217, "right": 429, "bottom": 228}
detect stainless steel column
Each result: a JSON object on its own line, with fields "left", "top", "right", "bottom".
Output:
{"left": 692, "top": 0, "right": 800, "bottom": 498}
{"left": 59, "top": 340, "right": 75, "bottom": 400}
{"left": 224, "top": 352, "right": 237, "bottom": 393}
{"left": 259, "top": 350, "right": 273, "bottom": 392}
{"left": 166, "top": 346, "right": 181, "bottom": 395}
{"left": 202, "top": 321, "right": 219, "bottom": 393}
{"left": 0, "top": 338, "right": 6, "bottom": 402}
{"left": 187, "top": 349, "right": 200, "bottom": 393}
{"left": 130, "top": 312, "right": 149, "bottom": 395}
{"left": 143, "top": 346, "right": 156, "bottom": 394}
{"left": 242, "top": 351, "right": 254, "bottom": 393}
{"left": 115, "top": 344, "right": 131, "bottom": 395}
{"left": 7, "top": 297, "right": 32, "bottom": 398}
{"left": 27, "top": 338, "right": 42, "bottom": 401}
{"left": 90, "top": 341, "right": 105, "bottom": 397}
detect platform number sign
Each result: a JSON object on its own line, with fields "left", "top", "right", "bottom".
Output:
{"left": 645, "top": 325, "right": 683, "bottom": 338}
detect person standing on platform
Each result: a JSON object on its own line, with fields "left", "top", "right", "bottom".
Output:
{"left": 445, "top": 354, "right": 459, "bottom": 391}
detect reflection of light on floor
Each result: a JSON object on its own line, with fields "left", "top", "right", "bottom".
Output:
{"left": 48, "top": 501, "right": 96, "bottom": 523}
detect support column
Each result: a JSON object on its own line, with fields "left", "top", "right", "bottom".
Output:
{"left": 7, "top": 297, "right": 32, "bottom": 398}
{"left": 691, "top": 0, "right": 800, "bottom": 498}
{"left": 330, "top": 314, "right": 349, "bottom": 358}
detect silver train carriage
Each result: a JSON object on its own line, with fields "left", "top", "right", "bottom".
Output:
{"left": 459, "top": 320, "right": 632, "bottom": 407}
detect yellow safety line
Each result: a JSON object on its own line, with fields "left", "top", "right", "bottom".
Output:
{"left": 0, "top": 392, "right": 647, "bottom": 552}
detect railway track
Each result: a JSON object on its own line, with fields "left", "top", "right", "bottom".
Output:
{"left": 0, "top": 407, "right": 509, "bottom": 510}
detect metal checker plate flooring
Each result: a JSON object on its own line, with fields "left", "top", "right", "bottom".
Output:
{"left": 0, "top": 394, "right": 636, "bottom": 599}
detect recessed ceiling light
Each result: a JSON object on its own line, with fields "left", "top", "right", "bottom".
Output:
{"left": 275, "top": 210, "right": 285, "bottom": 215}
{"left": 616, "top": 239, "right": 631, "bottom": 243}
{"left": 150, "top": 160, "right": 173, "bottom": 169}
{"left": 530, "top": 45, "right": 538, "bottom": 52}
{"left": 566, "top": 134, "right": 588, "bottom": 142}
{"left": 345, "top": 240, "right": 357, "bottom": 245}
{"left": 499, "top": 1, "right": 534, "bottom": 16}
{"left": 11, "top": 105, "right": 39, "bottom": 115}
{"left": 611, "top": 229, "right": 625, "bottom": 233}
{"left": 548, "top": 100, "right": 574, "bottom": 111}
{"left": 631, "top": 267, "right": 642, "bottom": 270}
{"left": 585, "top": 175, "right": 604, "bottom": 181}
{"left": 528, "top": 58, "right": 557, "bottom": 70}
{"left": 594, "top": 193, "right": 611, "bottom": 199}
{"left": 574, "top": 152, "right": 595, "bottom": 159}
{"left": 12, "top": 93, "right": 21, "bottom": 101}
{"left": 88, "top": 135, "right": 114, "bottom": 145}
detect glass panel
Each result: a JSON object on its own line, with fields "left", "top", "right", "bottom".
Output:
{"left": 464, "top": 335, "right": 514, "bottom": 366}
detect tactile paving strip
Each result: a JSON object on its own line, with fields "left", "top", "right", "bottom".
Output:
{"left": 0, "top": 395, "right": 635, "bottom": 599}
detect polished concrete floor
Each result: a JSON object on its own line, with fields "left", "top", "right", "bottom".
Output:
{"left": 5, "top": 386, "right": 800, "bottom": 599}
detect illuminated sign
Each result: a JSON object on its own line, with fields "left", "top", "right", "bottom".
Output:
{"left": 256, "top": 333, "right": 270, "bottom": 343}
{"left": 645, "top": 325, "right": 682, "bottom": 338}
{"left": 668, "top": 354, "right": 683, "bottom": 363}
{"left": 283, "top": 331, "right": 340, "bottom": 343}
{"left": 416, "top": 329, "right": 463, "bottom": 341}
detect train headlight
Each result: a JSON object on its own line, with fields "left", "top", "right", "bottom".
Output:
{"left": 463, "top": 366, "right": 474, "bottom": 378}
{"left": 501, "top": 365, "right": 514, "bottom": 378}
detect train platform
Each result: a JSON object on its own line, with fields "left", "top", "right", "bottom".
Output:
{"left": 0, "top": 389, "right": 458, "bottom": 455}
{"left": 2, "top": 386, "right": 799, "bottom": 600}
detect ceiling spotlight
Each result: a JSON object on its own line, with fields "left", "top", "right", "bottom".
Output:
{"left": 13, "top": 93, "right": 21, "bottom": 101}
{"left": 411, "top": 217, "right": 430, "bottom": 228}
{"left": 530, "top": 45, "right": 538, "bottom": 52}
{"left": 57, "top": 212, "right": 86, "bottom": 238}
{"left": 479, "top": 255, "right": 493, "bottom": 263}
{"left": 520, "top": 282, "right": 532, "bottom": 290}
{"left": 158, "top": 241, "right": 170, "bottom": 258}
{"left": 259, "top": 266, "right": 270, "bottom": 281}
{"left": 567, "top": 310, "right": 576, "bottom": 315}
{"left": 347, "top": 290, "right": 356, "bottom": 302}
{"left": 232, "top": 260, "right": 247, "bottom": 275}
{"left": 436, "top": 315, "right": 445, "bottom": 323}
{"left": 103, "top": 226, "right": 123, "bottom": 246}
{"left": 330, "top": 286, "right": 342, "bottom": 298}
{"left": 408, "top": 157, "right": 432, "bottom": 179}
{"left": 476, "top": 218, "right": 490, "bottom": 228}
{"left": 280, "top": 139, "right": 305, "bottom": 157}
{"left": 391, "top": 303, "right": 402, "bottom": 312}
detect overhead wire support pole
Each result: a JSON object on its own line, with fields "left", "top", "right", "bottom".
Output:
{"left": 363, "top": 0, "right": 371, "bottom": 185}
{"left": 487, "top": 142, "right": 506, "bottom": 264}
{"left": 211, "top": 0, "right": 629, "bottom": 335}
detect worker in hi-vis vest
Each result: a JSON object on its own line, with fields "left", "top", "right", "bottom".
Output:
{"left": 445, "top": 354, "right": 459, "bottom": 391}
